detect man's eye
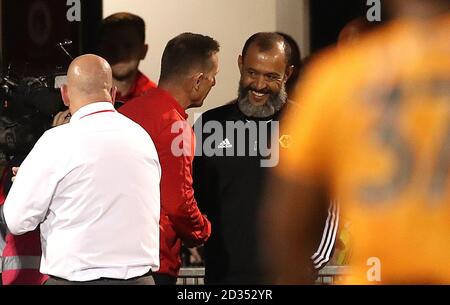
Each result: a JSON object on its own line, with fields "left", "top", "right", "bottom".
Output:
{"left": 268, "top": 75, "right": 280, "bottom": 81}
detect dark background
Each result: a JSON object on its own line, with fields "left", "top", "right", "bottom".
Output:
{"left": 309, "top": 0, "right": 373, "bottom": 52}
{"left": 0, "top": 0, "right": 102, "bottom": 76}
{"left": 0, "top": 0, "right": 379, "bottom": 75}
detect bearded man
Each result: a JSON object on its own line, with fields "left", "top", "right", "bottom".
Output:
{"left": 192, "top": 32, "right": 338, "bottom": 284}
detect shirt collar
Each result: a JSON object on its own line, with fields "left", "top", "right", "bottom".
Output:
{"left": 70, "top": 102, "right": 116, "bottom": 122}
{"left": 135, "top": 71, "right": 150, "bottom": 91}
{"left": 116, "top": 71, "right": 149, "bottom": 101}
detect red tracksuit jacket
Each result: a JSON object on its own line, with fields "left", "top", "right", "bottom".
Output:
{"left": 120, "top": 87, "right": 211, "bottom": 277}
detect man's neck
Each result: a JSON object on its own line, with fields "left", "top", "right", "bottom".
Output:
{"left": 114, "top": 71, "right": 139, "bottom": 97}
{"left": 158, "top": 81, "right": 191, "bottom": 110}
{"left": 70, "top": 95, "right": 112, "bottom": 115}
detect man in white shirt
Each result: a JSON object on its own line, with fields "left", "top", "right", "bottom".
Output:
{"left": 0, "top": 54, "right": 161, "bottom": 285}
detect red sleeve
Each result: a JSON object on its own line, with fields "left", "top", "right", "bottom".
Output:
{"left": 0, "top": 166, "right": 10, "bottom": 205}
{"left": 157, "top": 121, "right": 211, "bottom": 247}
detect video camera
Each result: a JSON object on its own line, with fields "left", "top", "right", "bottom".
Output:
{"left": 0, "top": 40, "right": 73, "bottom": 160}
{"left": 0, "top": 72, "right": 67, "bottom": 157}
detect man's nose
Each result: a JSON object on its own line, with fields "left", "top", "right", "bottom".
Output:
{"left": 118, "top": 45, "right": 128, "bottom": 57}
{"left": 110, "top": 45, "right": 129, "bottom": 62}
{"left": 252, "top": 75, "right": 266, "bottom": 91}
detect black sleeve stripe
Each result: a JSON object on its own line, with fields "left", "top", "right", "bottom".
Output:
{"left": 311, "top": 200, "right": 340, "bottom": 269}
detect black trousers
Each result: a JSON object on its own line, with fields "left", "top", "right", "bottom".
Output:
{"left": 45, "top": 273, "right": 155, "bottom": 285}
{"left": 153, "top": 273, "right": 177, "bottom": 285}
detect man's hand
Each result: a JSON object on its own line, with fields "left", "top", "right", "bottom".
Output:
{"left": 52, "top": 109, "right": 71, "bottom": 127}
{"left": 11, "top": 167, "right": 19, "bottom": 183}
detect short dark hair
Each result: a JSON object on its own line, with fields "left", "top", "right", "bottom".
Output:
{"left": 241, "top": 32, "right": 292, "bottom": 65}
{"left": 159, "top": 33, "right": 220, "bottom": 82}
{"left": 99, "top": 12, "right": 146, "bottom": 43}
{"left": 276, "top": 32, "right": 302, "bottom": 96}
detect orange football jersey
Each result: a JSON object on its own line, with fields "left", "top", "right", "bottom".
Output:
{"left": 278, "top": 15, "right": 450, "bottom": 284}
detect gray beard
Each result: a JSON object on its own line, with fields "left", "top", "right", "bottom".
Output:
{"left": 237, "top": 84, "right": 288, "bottom": 118}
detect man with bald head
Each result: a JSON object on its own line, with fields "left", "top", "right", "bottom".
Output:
{"left": 63, "top": 54, "right": 118, "bottom": 110}
{"left": 0, "top": 54, "right": 161, "bottom": 285}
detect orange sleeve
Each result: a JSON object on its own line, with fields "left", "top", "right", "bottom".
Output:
{"left": 277, "top": 52, "right": 345, "bottom": 184}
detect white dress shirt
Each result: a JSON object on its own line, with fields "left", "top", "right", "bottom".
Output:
{"left": 3, "top": 102, "right": 161, "bottom": 281}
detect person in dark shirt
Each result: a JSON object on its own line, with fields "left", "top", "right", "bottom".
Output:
{"left": 193, "top": 32, "right": 338, "bottom": 284}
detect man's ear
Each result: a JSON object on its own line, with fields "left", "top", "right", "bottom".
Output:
{"left": 192, "top": 72, "right": 203, "bottom": 91}
{"left": 110, "top": 86, "right": 117, "bottom": 104}
{"left": 284, "top": 65, "right": 294, "bottom": 82}
{"left": 238, "top": 55, "right": 244, "bottom": 74}
{"left": 60, "top": 85, "right": 70, "bottom": 107}
{"left": 140, "top": 44, "right": 149, "bottom": 60}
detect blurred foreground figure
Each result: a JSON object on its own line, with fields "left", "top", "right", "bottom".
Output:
{"left": 264, "top": 0, "right": 450, "bottom": 284}
{"left": 337, "top": 17, "right": 376, "bottom": 48}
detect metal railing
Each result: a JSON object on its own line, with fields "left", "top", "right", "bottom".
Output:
{"left": 177, "top": 267, "right": 206, "bottom": 285}
{"left": 177, "top": 266, "right": 351, "bottom": 285}
{"left": 316, "top": 265, "right": 351, "bottom": 284}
